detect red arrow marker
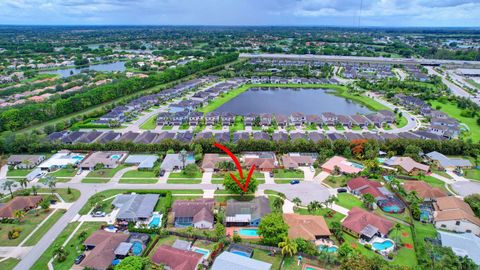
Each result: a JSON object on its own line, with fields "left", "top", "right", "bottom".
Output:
{"left": 214, "top": 142, "right": 256, "bottom": 192}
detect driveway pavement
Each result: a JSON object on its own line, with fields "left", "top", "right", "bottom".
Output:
{"left": 451, "top": 181, "right": 480, "bottom": 197}
{"left": 261, "top": 182, "right": 332, "bottom": 204}
{"left": 299, "top": 167, "right": 314, "bottom": 181}
{"left": 264, "top": 172, "right": 274, "bottom": 184}
{"left": 202, "top": 172, "right": 212, "bottom": 184}
{"left": 110, "top": 166, "right": 137, "bottom": 183}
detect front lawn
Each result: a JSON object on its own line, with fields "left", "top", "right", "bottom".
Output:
{"left": 24, "top": 209, "right": 65, "bottom": 246}
{"left": 0, "top": 258, "right": 19, "bottom": 270}
{"left": 230, "top": 116, "right": 245, "bottom": 132}
{"left": 85, "top": 165, "right": 130, "bottom": 179}
{"left": 464, "top": 168, "right": 480, "bottom": 181}
{"left": 38, "top": 188, "right": 81, "bottom": 202}
{"left": 166, "top": 179, "right": 201, "bottom": 184}
{"left": 336, "top": 193, "right": 363, "bottom": 210}
{"left": 49, "top": 168, "right": 77, "bottom": 178}
{"left": 273, "top": 169, "right": 304, "bottom": 179}
{"left": 169, "top": 170, "right": 203, "bottom": 179}
{"left": 139, "top": 114, "right": 157, "bottom": 130}
{"left": 122, "top": 170, "right": 157, "bottom": 178}
{"left": 81, "top": 178, "right": 110, "bottom": 183}
{"left": 325, "top": 175, "right": 350, "bottom": 188}
{"left": 119, "top": 178, "right": 158, "bottom": 184}
{"left": 0, "top": 209, "right": 54, "bottom": 246}
{"left": 162, "top": 125, "right": 173, "bottom": 130}
{"left": 6, "top": 169, "right": 31, "bottom": 177}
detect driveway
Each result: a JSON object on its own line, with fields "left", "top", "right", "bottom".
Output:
{"left": 69, "top": 170, "right": 89, "bottom": 183}
{"left": 451, "top": 181, "right": 480, "bottom": 198}
{"left": 0, "top": 165, "right": 8, "bottom": 180}
{"left": 110, "top": 166, "right": 138, "bottom": 183}
{"left": 202, "top": 172, "right": 213, "bottom": 184}
{"left": 261, "top": 182, "right": 332, "bottom": 204}
{"left": 314, "top": 171, "right": 330, "bottom": 183}
{"left": 299, "top": 167, "right": 314, "bottom": 181}
{"left": 264, "top": 172, "right": 274, "bottom": 184}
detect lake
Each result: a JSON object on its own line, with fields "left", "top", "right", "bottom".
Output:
{"left": 40, "top": 61, "right": 126, "bottom": 78}
{"left": 214, "top": 88, "right": 373, "bottom": 115}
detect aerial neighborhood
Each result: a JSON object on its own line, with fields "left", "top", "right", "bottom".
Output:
{"left": 1, "top": 18, "right": 480, "bottom": 270}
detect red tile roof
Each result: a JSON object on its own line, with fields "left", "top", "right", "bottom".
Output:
{"left": 403, "top": 180, "right": 446, "bottom": 200}
{"left": 151, "top": 245, "right": 203, "bottom": 270}
{"left": 81, "top": 231, "right": 129, "bottom": 270}
{"left": 347, "top": 177, "right": 384, "bottom": 199}
{"left": 342, "top": 207, "right": 394, "bottom": 236}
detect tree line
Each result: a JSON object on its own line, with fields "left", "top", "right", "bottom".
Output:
{"left": 0, "top": 52, "right": 239, "bottom": 132}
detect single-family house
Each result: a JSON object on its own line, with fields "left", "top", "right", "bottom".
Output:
{"left": 79, "top": 151, "right": 127, "bottom": 171}
{"left": 81, "top": 231, "right": 130, "bottom": 270}
{"left": 283, "top": 213, "right": 331, "bottom": 241}
{"left": 243, "top": 152, "right": 277, "bottom": 172}
{"left": 260, "top": 113, "right": 273, "bottom": 126}
{"left": 253, "top": 132, "right": 270, "bottom": 141}
{"left": 214, "top": 132, "right": 230, "bottom": 143}
{"left": 403, "top": 180, "right": 446, "bottom": 201}
{"left": 0, "top": 196, "right": 43, "bottom": 219}
{"left": 437, "top": 231, "right": 480, "bottom": 266}
{"left": 211, "top": 251, "right": 272, "bottom": 270}
{"left": 7, "top": 155, "right": 45, "bottom": 169}
{"left": 124, "top": 155, "right": 159, "bottom": 169}
{"left": 289, "top": 112, "right": 305, "bottom": 126}
{"left": 225, "top": 197, "right": 271, "bottom": 227}
{"left": 188, "top": 112, "right": 203, "bottom": 126}
{"left": 342, "top": 207, "right": 394, "bottom": 242}
{"left": 201, "top": 154, "right": 231, "bottom": 172}
{"left": 171, "top": 199, "right": 215, "bottom": 228}
{"left": 272, "top": 132, "right": 289, "bottom": 142}
{"left": 205, "top": 112, "right": 220, "bottom": 126}
{"left": 321, "top": 156, "right": 363, "bottom": 174}
{"left": 151, "top": 245, "right": 203, "bottom": 270}
{"left": 160, "top": 153, "right": 195, "bottom": 171}
{"left": 274, "top": 114, "right": 288, "bottom": 127}
{"left": 38, "top": 150, "right": 85, "bottom": 171}
{"left": 281, "top": 153, "right": 316, "bottom": 169}
{"left": 112, "top": 194, "right": 159, "bottom": 222}
{"left": 425, "top": 151, "right": 472, "bottom": 171}
{"left": 384, "top": 156, "right": 429, "bottom": 175}
{"left": 434, "top": 196, "right": 480, "bottom": 235}
{"left": 220, "top": 112, "right": 235, "bottom": 126}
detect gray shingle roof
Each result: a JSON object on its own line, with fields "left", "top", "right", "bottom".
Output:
{"left": 211, "top": 251, "right": 272, "bottom": 270}
{"left": 112, "top": 194, "right": 159, "bottom": 220}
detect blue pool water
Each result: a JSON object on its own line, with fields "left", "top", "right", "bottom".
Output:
{"left": 350, "top": 162, "right": 364, "bottom": 169}
{"left": 231, "top": 250, "right": 251, "bottom": 257}
{"left": 131, "top": 241, "right": 143, "bottom": 256}
{"left": 238, "top": 228, "right": 259, "bottom": 237}
{"left": 372, "top": 240, "right": 394, "bottom": 251}
{"left": 318, "top": 245, "right": 338, "bottom": 253}
{"left": 377, "top": 158, "right": 386, "bottom": 164}
{"left": 72, "top": 155, "right": 84, "bottom": 160}
{"left": 382, "top": 205, "right": 401, "bottom": 213}
{"left": 111, "top": 154, "right": 121, "bottom": 159}
{"left": 149, "top": 216, "right": 161, "bottom": 228}
{"left": 193, "top": 248, "right": 209, "bottom": 257}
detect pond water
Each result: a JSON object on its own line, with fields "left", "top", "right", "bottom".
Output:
{"left": 214, "top": 88, "right": 373, "bottom": 115}
{"left": 40, "top": 61, "right": 126, "bottom": 78}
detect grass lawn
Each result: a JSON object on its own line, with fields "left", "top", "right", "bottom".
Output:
{"left": 396, "top": 115, "right": 408, "bottom": 128}
{"left": 230, "top": 116, "right": 245, "bottom": 132}
{"left": 171, "top": 190, "right": 204, "bottom": 194}
{"left": 169, "top": 170, "right": 203, "bottom": 179}
{"left": 122, "top": 170, "right": 157, "bottom": 178}
{"left": 0, "top": 258, "right": 20, "bottom": 270}
{"left": 49, "top": 168, "right": 77, "bottom": 178}
{"left": 351, "top": 125, "right": 362, "bottom": 130}
{"left": 325, "top": 175, "right": 350, "bottom": 188}
{"left": 198, "top": 84, "right": 251, "bottom": 113}
{"left": 139, "top": 114, "right": 157, "bottom": 130}
{"left": 305, "top": 123, "right": 318, "bottom": 131}
{"left": 24, "top": 209, "right": 65, "bottom": 246}
{"left": 166, "top": 179, "right": 201, "bottom": 184}
{"left": 0, "top": 209, "right": 54, "bottom": 246}
{"left": 294, "top": 207, "right": 345, "bottom": 227}
{"left": 429, "top": 100, "right": 480, "bottom": 142}
{"left": 411, "top": 176, "right": 449, "bottom": 193}
{"left": 274, "top": 179, "right": 293, "bottom": 184}
{"left": 161, "top": 125, "right": 173, "bottom": 130}
{"left": 38, "top": 188, "right": 81, "bottom": 202}
{"left": 85, "top": 164, "right": 130, "bottom": 179}
{"left": 252, "top": 249, "right": 282, "bottom": 269}
{"left": 273, "top": 169, "right": 304, "bottom": 179}
{"left": 211, "top": 179, "right": 223, "bottom": 184}
{"left": 179, "top": 123, "right": 190, "bottom": 130}
{"left": 81, "top": 178, "right": 110, "bottom": 183}
{"left": 6, "top": 169, "right": 31, "bottom": 177}
{"left": 464, "top": 168, "right": 480, "bottom": 181}
{"left": 336, "top": 193, "right": 363, "bottom": 210}
{"left": 119, "top": 178, "right": 158, "bottom": 184}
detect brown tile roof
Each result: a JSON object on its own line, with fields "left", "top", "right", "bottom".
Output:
{"left": 435, "top": 197, "right": 474, "bottom": 216}
{"left": 389, "top": 157, "right": 429, "bottom": 173}
{"left": 81, "top": 231, "right": 129, "bottom": 270}
{"left": 244, "top": 158, "right": 276, "bottom": 170}
{"left": 0, "top": 196, "right": 42, "bottom": 218}
{"left": 201, "top": 154, "right": 230, "bottom": 170}
{"left": 283, "top": 213, "right": 331, "bottom": 240}
{"left": 342, "top": 207, "right": 394, "bottom": 236}
{"left": 403, "top": 180, "right": 446, "bottom": 200}
{"left": 435, "top": 209, "right": 480, "bottom": 227}
{"left": 151, "top": 245, "right": 203, "bottom": 270}
{"left": 281, "top": 155, "right": 314, "bottom": 169}
{"left": 347, "top": 177, "right": 385, "bottom": 199}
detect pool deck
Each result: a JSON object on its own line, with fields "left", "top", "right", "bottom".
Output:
{"left": 226, "top": 227, "right": 261, "bottom": 239}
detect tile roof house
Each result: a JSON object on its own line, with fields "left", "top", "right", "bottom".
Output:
{"left": 253, "top": 132, "right": 270, "bottom": 141}
{"left": 274, "top": 114, "right": 288, "bottom": 127}
{"left": 308, "top": 132, "right": 325, "bottom": 142}
{"left": 112, "top": 194, "right": 159, "bottom": 222}
{"left": 347, "top": 177, "right": 388, "bottom": 200}
{"left": 290, "top": 132, "right": 307, "bottom": 141}
{"left": 434, "top": 196, "right": 480, "bottom": 235}
{"left": 283, "top": 213, "right": 331, "bottom": 241}
{"left": 117, "top": 131, "right": 140, "bottom": 143}
{"left": 176, "top": 131, "right": 194, "bottom": 143}
{"left": 76, "top": 131, "right": 104, "bottom": 144}
{"left": 425, "top": 151, "right": 472, "bottom": 170}
{"left": 151, "top": 245, "right": 203, "bottom": 270}
{"left": 123, "top": 155, "right": 159, "bottom": 169}
{"left": 153, "top": 132, "right": 176, "bottom": 143}
{"left": 243, "top": 152, "right": 277, "bottom": 172}
{"left": 384, "top": 156, "right": 429, "bottom": 175}
{"left": 214, "top": 132, "right": 230, "bottom": 143}
{"left": 260, "top": 113, "right": 273, "bottom": 126}
{"left": 96, "top": 131, "right": 121, "bottom": 143}
{"left": 289, "top": 112, "right": 305, "bottom": 126}
{"left": 350, "top": 114, "right": 371, "bottom": 128}
{"left": 160, "top": 153, "right": 195, "bottom": 171}
{"left": 342, "top": 207, "right": 394, "bottom": 241}
{"left": 201, "top": 154, "right": 231, "bottom": 172}
{"left": 134, "top": 131, "right": 158, "bottom": 144}
{"left": 172, "top": 198, "right": 215, "bottom": 228}
{"left": 225, "top": 197, "right": 271, "bottom": 227}
{"left": 220, "top": 112, "right": 235, "bottom": 126}
{"left": 403, "top": 180, "right": 446, "bottom": 201}
{"left": 281, "top": 153, "right": 316, "bottom": 169}
{"left": 81, "top": 230, "right": 130, "bottom": 270}
{"left": 0, "top": 196, "right": 43, "bottom": 219}
{"left": 321, "top": 156, "right": 363, "bottom": 174}
{"left": 211, "top": 251, "right": 272, "bottom": 270}
{"left": 233, "top": 132, "right": 250, "bottom": 143}
{"left": 79, "top": 151, "right": 127, "bottom": 171}
{"left": 7, "top": 155, "right": 45, "bottom": 169}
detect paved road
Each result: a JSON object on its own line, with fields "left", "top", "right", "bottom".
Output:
{"left": 451, "top": 181, "right": 480, "bottom": 198}
{"left": 426, "top": 67, "right": 479, "bottom": 106}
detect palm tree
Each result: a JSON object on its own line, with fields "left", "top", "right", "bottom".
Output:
{"left": 31, "top": 185, "right": 39, "bottom": 196}
{"left": 417, "top": 171, "right": 425, "bottom": 180}
{"left": 273, "top": 197, "right": 284, "bottom": 212}
{"left": 278, "top": 236, "right": 298, "bottom": 258}
{"left": 307, "top": 200, "right": 322, "bottom": 213}
{"left": 1, "top": 180, "right": 17, "bottom": 198}
{"left": 13, "top": 209, "right": 26, "bottom": 222}
{"left": 18, "top": 178, "right": 28, "bottom": 189}
{"left": 179, "top": 149, "right": 188, "bottom": 169}
{"left": 185, "top": 226, "right": 194, "bottom": 239}
{"left": 292, "top": 197, "right": 302, "bottom": 207}
{"left": 394, "top": 223, "right": 402, "bottom": 250}
{"left": 361, "top": 194, "right": 376, "bottom": 210}
{"left": 52, "top": 244, "right": 68, "bottom": 262}
{"left": 42, "top": 175, "right": 57, "bottom": 195}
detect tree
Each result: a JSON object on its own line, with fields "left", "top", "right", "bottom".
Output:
{"left": 223, "top": 171, "right": 258, "bottom": 196}
{"left": 273, "top": 197, "right": 284, "bottom": 212}
{"left": 183, "top": 164, "right": 200, "bottom": 177}
{"left": 18, "top": 178, "right": 28, "bottom": 189}
{"left": 330, "top": 221, "right": 344, "bottom": 243}
{"left": 214, "top": 223, "right": 225, "bottom": 239}
{"left": 31, "top": 185, "right": 39, "bottom": 196}
{"left": 2, "top": 180, "right": 17, "bottom": 198}
{"left": 258, "top": 213, "right": 288, "bottom": 246}
{"left": 114, "top": 256, "right": 148, "bottom": 270}
{"left": 394, "top": 223, "right": 402, "bottom": 250}
{"left": 53, "top": 244, "right": 68, "bottom": 262}
{"left": 464, "top": 194, "right": 480, "bottom": 217}
{"left": 13, "top": 209, "right": 26, "bottom": 222}
{"left": 292, "top": 197, "right": 302, "bottom": 207}
{"left": 179, "top": 149, "right": 188, "bottom": 169}
{"left": 42, "top": 175, "right": 57, "bottom": 195}
{"left": 361, "top": 194, "right": 376, "bottom": 210}
{"left": 278, "top": 236, "right": 298, "bottom": 257}
{"left": 307, "top": 200, "right": 322, "bottom": 213}
{"left": 333, "top": 165, "right": 341, "bottom": 175}
{"left": 185, "top": 226, "right": 194, "bottom": 239}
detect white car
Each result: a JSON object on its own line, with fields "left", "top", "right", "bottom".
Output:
{"left": 310, "top": 166, "right": 315, "bottom": 172}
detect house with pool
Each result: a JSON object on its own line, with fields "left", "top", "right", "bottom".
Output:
{"left": 321, "top": 156, "right": 363, "bottom": 175}
{"left": 160, "top": 152, "right": 195, "bottom": 172}
{"left": 225, "top": 197, "right": 271, "bottom": 229}
{"left": 81, "top": 230, "right": 130, "bottom": 270}
{"left": 79, "top": 151, "right": 128, "bottom": 171}
{"left": 384, "top": 156, "right": 430, "bottom": 176}
{"left": 283, "top": 213, "right": 333, "bottom": 251}
{"left": 242, "top": 152, "right": 278, "bottom": 172}
{"left": 171, "top": 198, "right": 215, "bottom": 229}
{"left": 112, "top": 194, "right": 160, "bottom": 228}
{"left": 342, "top": 207, "right": 395, "bottom": 254}
{"left": 151, "top": 244, "right": 204, "bottom": 270}
{"left": 37, "top": 150, "right": 85, "bottom": 171}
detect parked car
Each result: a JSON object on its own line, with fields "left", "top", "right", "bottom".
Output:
{"left": 76, "top": 169, "right": 83, "bottom": 175}
{"left": 290, "top": 180, "right": 300, "bottom": 185}
{"left": 159, "top": 170, "right": 166, "bottom": 176}
{"left": 337, "top": 188, "right": 347, "bottom": 193}
{"left": 74, "top": 254, "right": 86, "bottom": 265}
{"left": 310, "top": 166, "right": 315, "bottom": 172}
{"left": 91, "top": 211, "right": 106, "bottom": 217}
{"left": 269, "top": 171, "right": 274, "bottom": 177}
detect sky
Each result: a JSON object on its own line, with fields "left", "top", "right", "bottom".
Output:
{"left": 0, "top": 0, "right": 479, "bottom": 27}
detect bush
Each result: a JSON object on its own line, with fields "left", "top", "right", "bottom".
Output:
{"left": 364, "top": 244, "right": 371, "bottom": 250}
{"left": 8, "top": 228, "right": 22, "bottom": 239}
{"left": 232, "top": 234, "right": 242, "bottom": 243}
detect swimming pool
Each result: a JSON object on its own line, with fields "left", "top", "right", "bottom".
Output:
{"left": 231, "top": 250, "right": 251, "bottom": 257}
{"left": 149, "top": 214, "right": 161, "bottom": 228}
{"left": 350, "top": 162, "right": 364, "bottom": 169}
{"left": 111, "top": 154, "right": 122, "bottom": 159}
{"left": 372, "top": 239, "right": 394, "bottom": 251}
{"left": 71, "top": 155, "right": 84, "bottom": 160}
{"left": 381, "top": 204, "right": 402, "bottom": 213}
{"left": 131, "top": 241, "right": 143, "bottom": 256}
{"left": 377, "top": 158, "right": 386, "bottom": 164}
{"left": 193, "top": 248, "right": 209, "bottom": 258}
{"left": 238, "top": 228, "right": 259, "bottom": 237}
{"left": 318, "top": 245, "right": 338, "bottom": 253}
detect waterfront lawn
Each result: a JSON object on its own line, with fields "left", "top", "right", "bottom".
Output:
{"left": 198, "top": 84, "right": 250, "bottom": 113}
{"left": 429, "top": 100, "right": 480, "bottom": 142}
{"left": 273, "top": 169, "right": 304, "bottom": 179}
{"left": 6, "top": 169, "right": 31, "bottom": 177}
{"left": 336, "top": 193, "right": 363, "bottom": 210}
{"left": 24, "top": 209, "right": 65, "bottom": 246}
{"left": 0, "top": 209, "right": 54, "bottom": 246}
{"left": 0, "top": 258, "right": 20, "bottom": 270}
{"left": 140, "top": 115, "right": 157, "bottom": 130}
